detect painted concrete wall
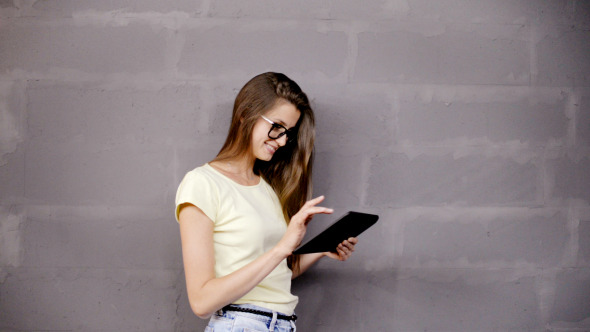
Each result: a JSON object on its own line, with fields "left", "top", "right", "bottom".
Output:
{"left": 1, "top": 1, "right": 589, "bottom": 331}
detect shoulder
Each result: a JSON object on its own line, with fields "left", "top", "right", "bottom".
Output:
{"left": 177, "top": 164, "right": 223, "bottom": 194}
{"left": 181, "top": 164, "right": 218, "bottom": 184}
{"left": 175, "top": 164, "right": 222, "bottom": 222}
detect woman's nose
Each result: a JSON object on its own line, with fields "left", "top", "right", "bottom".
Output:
{"left": 276, "top": 134, "right": 288, "bottom": 147}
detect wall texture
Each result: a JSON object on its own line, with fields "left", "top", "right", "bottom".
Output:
{"left": 1, "top": 1, "right": 589, "bottom": 331}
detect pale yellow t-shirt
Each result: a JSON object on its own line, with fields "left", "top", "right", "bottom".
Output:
{"left": 175, "top": 163, "right": 299, "bottom": 315}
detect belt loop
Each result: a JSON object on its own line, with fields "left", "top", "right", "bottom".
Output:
{"left": 269, "top": 311, "right": 277, "bottom": 331}
{"left": 290, "top": 319, "right": 296, "bottom": 332}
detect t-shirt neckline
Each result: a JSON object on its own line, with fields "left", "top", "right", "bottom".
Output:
{"left": 205, "top": 163, "right": 263, "bottom": 188}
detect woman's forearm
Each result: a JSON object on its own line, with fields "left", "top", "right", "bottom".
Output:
{"left": 291, "top": 253, "right": 325, "bottom": 279}
{"left": 187, "top": 245, "right": 290, "bottom": 318}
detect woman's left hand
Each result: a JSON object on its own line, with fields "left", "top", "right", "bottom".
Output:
{"left": 324, "top": 237, "right": 358, "bottom": 261}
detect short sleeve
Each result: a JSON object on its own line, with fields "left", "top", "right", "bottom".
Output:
{"left": 175, "top": 169, "right": 218, "bottom": 223}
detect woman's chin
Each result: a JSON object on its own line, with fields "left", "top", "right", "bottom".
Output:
{"left": 256, "top": 154, "right": 273, "bottom": 162}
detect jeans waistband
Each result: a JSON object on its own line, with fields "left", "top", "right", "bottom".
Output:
{"left": 222, "top": 304, "right": 297, "bottom": 321}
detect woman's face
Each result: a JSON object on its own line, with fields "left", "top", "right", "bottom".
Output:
{"left": 250, "top": 100, "right": 301, "bottom": 162}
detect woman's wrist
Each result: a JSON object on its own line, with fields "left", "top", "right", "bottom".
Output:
{"left": 272, "top": 243, "right": 293, "bottom": 260}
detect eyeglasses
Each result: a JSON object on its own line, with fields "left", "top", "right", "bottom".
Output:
{"left": 260, "top": 115, "right": 297, "bottom": 143}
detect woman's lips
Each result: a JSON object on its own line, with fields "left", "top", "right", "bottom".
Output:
{"left": 265, "top": 142, "right": 277, "bottom": 154}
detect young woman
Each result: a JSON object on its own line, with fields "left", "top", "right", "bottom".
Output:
{"left": 175, "top": 72, "right": 357, "bottom": 332}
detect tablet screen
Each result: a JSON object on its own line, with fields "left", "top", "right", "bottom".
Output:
{"left": 293, "top": 211, "right": 379, "bottom": 255}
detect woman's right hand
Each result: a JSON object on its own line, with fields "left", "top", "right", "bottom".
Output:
{"left": 276, "top": 195, "right": 333, "bottom": 256}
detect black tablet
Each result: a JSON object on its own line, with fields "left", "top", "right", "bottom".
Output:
{"left": 293, "top": 211, "right": 379, "bottom": 255}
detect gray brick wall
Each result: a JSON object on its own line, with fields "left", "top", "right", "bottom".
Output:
{"left": 1, "top": 1, "right": 589, "bottom": 331}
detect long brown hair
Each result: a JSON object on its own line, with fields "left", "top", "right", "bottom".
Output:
{"left": 213, "top": 72, "right": 315, "bottom": 272}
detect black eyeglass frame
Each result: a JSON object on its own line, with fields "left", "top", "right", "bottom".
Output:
{"left": 260, "top": 115, "right": 297, "bottom": 143}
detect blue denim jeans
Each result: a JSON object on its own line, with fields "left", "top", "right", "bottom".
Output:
{"left": 205, "top": 304, "right": 296, "bottom": 332}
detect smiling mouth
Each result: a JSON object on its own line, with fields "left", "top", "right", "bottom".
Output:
{"left": 265, "top": 143, "right": 277, "bottom": 154}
